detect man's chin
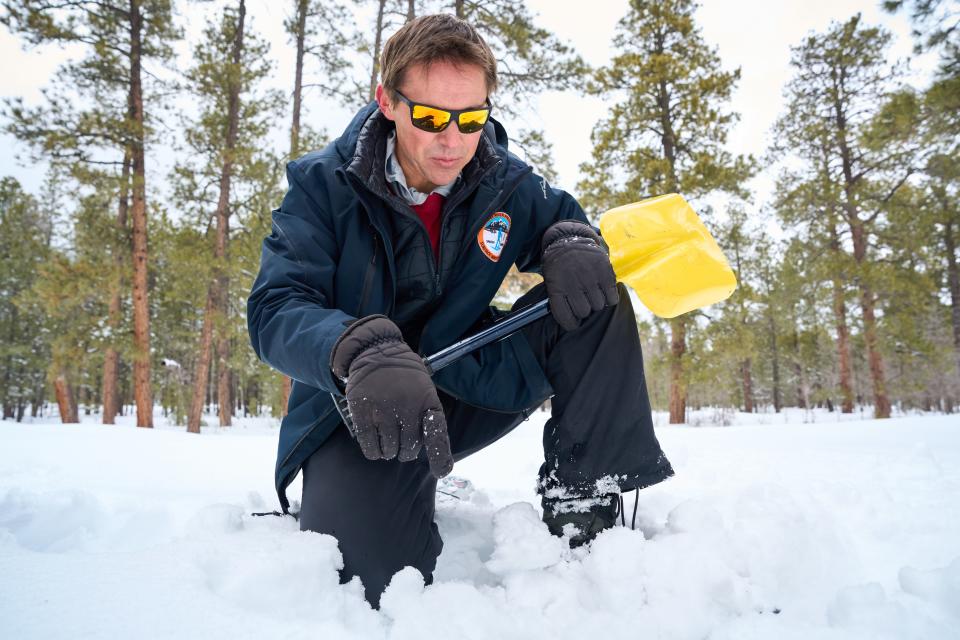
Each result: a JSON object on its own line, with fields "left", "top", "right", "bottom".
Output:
{"left": 427, "top": 167, "right": 462, "bottom": 188}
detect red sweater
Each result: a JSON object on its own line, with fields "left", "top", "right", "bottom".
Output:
{"left": 411, "top": 192, "right": 445, "bottom": 260}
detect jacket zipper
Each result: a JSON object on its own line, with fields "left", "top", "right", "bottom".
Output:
{"left": 418, "top": 166, "right": 532, "bottom": 347}
{"left": 433, "top": 159, "right": 506, "bottom": 297}
{"left": 345, "top": 171, "right": 397, "bottom": 317}
{"left": 357, "top": 225, "right": 378, "bottom": 316}
{"left": 453, "top": 166, "right": 532, "bottom": 276}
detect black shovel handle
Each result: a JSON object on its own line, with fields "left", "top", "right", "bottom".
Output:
{"left": 333, "top": 298, "right": 550, "bottom": 433}
{"left": 424, "top": 298, "right": 550, "bottom": 373}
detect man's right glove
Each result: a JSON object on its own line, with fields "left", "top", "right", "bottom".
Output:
{"left": 541, "top": 220, "right": 619, "bottom": 331}
{"left": 330, "top": 314, "right": 453, "bottom": 478}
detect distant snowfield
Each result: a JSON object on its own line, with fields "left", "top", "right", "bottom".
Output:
{"left": 1, "top": 408, "right": 958, "bottom": 639}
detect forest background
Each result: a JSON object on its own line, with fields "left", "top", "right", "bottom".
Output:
{"left": 0, "top": 0, "right": 957, "bottom": 429}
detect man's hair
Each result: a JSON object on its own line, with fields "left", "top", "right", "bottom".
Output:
{"left": 380, "top": 14, "right": 498, "bottom": 102}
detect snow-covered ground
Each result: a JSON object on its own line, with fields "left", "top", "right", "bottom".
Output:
{"left": 1, "top": 408, "right": 958, "bottom": 639}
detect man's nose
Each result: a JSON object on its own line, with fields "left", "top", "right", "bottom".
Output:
{"left": 437, "top": 122, "right": 462, "bottom": 146}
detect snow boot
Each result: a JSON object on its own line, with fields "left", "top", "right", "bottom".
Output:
{"left": 541, "top": 493, "right": 620, "bottom": 547}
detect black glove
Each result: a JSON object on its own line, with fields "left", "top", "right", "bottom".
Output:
{"left": 330, "top": 314, "right": 453, "bottom": 478}
{"left": 541, "top": 220, "right": 619, "bottom": 331}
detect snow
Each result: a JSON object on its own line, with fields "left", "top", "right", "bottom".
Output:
{"left": 1, "top": 408, "right": 959, "bottom": 639}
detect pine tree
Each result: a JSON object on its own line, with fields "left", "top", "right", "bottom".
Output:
{"left": 772, "top": 138, "right": 858, "bottom": 413}
{"left": 892, "top": 76, "right": 960, "bottom": 386}
{"left": 923, "top": 148, "right": 960, "bottom": 385}
{"left": 2, "top": 0, "right": 180, "bottom": 427}
{"left": 577, "top": 0, "right": 754, "bottom": 424}
{"left": 881, "top": 183, "right": 953, "bottom": 408}
{"left": 225, "top": 157, "right": 285, "bottom": 419}
{"left": 173, "top": 0, "right": 283, "bottom": 432}
{"left": 27, "top": 177, "right": 121, "bottom": 422}
{"left": 922, "top": 74, "right": 960, "bottom": 382}
{"left": 287, "top": 0, "right": 366, "bottom": 119}
{"left": 754, "top": 237, "right": 789, "bottom": 412}
{"left": 150, "top": 210, "right": 210, "bottom": 425}
{"left": 711, "top": 205, "right": 761, "bottom": 412}
{"left": 0, "top": 178, "right": 51, "bottom": 421}
{"left": 280, "top": 0, "right": 339, "bottom": 415}
{"left": 774, "top": 15, "right": 918, "bottom": 418}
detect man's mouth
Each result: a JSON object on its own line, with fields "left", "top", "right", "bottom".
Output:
{"left": 433, "top": 157, "right": 459, "bottom": 167}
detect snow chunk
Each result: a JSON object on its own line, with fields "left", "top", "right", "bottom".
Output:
{"left": 899, "top": 557, "right": 960, "bottom": 615}
{"left": 826, "top": 583, "right": 916, "bottom": 635}
{"left": 485, "top": 502, "right": 563, "bottom": 574}
{"left": 379, "top": 566, "right": 426, "bottom": 618}
{"left": 0, "top": 488, "right": 105, "bottom": 552}
{"left": 194, "top": 527, "right": 355, "bottom": 615}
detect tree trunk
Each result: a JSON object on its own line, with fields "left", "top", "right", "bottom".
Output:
{"left": 833, "top": 280, "right": 855, "bottom": 413}
{"left": 731, "top": 238, "right": 756, "bottom": 413}
{"left": 369, "top": 0, "right": 386, "bottom": 101}
{"left": 128, "top": 0, "right": 153, "bottom": 428}
{"left": 860, "top": 288, "right": 891, "bottom": 417}
{"left": 31, "top": 384, "right": 43, "bottom": 418}
{"left": 668, "top": 317, "right": 686, "bottom": 423}
{"left": 102, "top": 150, "right": 131, "bottom": 425}
{"left": 454, "top": 0, "right": 464, "bottom": 19}
{"left": 236, "top": 375, "right": 243, "bottom": 416}
{"left": 828, "top": 221, "right": 854, "bottom": 413}
{"left": 54, "top": 371, "right": 79, "bottom": 424}
{"left": 655, "top": 67, "right": 686, "bottom": 424}
{"left": 188, "top": 292, "right": 216, "bottom": 433}
{"left": 290, "top": 0, "right": 306, "bottom": 159}
{"left": 281, "top": 374, "right": 291, "bottom": 417}
{"left": 216, "top": 329, "right": 231, "bottom": 426}
{"left": 3, "top": 305, "right": 17, "bottom": 420}
{"left": 189, "top": 0, "right": 247, "bottom": 431}
{"left": 208, "top": 356, "right": 215, "bottom": 413}
{"left": 101, "top": 344, "right": 118, "bottom": 422}
{"left": 281, "top": 0, "right": 306, "bottom": 413}
{"left": 741, "top": 357, "right": 754, "bottom": 413}
{"left": 792, "top": 328, "right": 807, "bottom": 409}
{"left": 850, "top": 222, "right": 891, "bottom": 418}
{"left": 768, "top": 311, "right": 781, "bottom": 412}
{"left": 834, "top": 81, "right": 890, "bottom": 419}
{"left": 406, "top": 0, "right": 415, "bottom": 21}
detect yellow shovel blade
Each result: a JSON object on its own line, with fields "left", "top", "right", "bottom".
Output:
{"left": 599, "top": 193, "right": 737, "bottom": 318}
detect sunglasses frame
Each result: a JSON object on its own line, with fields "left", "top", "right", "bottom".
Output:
{"left": 394, "top": 91, "right": 492, "bottom": 134}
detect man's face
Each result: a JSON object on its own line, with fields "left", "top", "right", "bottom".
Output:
{"left": 377, "top": 61, "right": 488, "bottom": 194}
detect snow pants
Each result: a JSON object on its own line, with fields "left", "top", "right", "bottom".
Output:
{"left": 299, "top": 283, "right": 674, "bottom": 607}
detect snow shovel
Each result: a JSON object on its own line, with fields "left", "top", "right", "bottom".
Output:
{"left": 333, "top": 192, "right": 736, "bottom": 433}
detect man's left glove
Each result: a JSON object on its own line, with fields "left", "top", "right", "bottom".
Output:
{"left": 541, "top": 220, "right": 619, "bottom": 331}
{"left": 330, "top": 315, "right": 453, "bottom": 478}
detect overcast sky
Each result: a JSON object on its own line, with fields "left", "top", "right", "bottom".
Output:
{"left": 0, "top": 0, "right": 938, "bottom": 211}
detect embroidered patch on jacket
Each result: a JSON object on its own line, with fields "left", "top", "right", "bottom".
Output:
{"left": 477, "top": 212, "right": 511, "bottom": 262}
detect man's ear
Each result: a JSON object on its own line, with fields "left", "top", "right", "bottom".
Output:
{"left": 376, "top": 85, "right": 396, "bottom": 122}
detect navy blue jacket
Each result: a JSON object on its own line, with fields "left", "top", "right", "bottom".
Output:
{"left": 247, "top": 102, "right": 589, "bottom": 511}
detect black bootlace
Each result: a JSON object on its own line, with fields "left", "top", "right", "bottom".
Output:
{"left": 617, "top": 489, "right": 640, "bottom": 530}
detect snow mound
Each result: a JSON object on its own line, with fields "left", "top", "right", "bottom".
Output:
{"left": 2, "top": 413, "right": 960, "bottom": 638}
{"left": 899, "top": 557, "right": 960, "bottom": 614}
{"left": 485, "top": 502, "right": 564, "bottom": 574}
